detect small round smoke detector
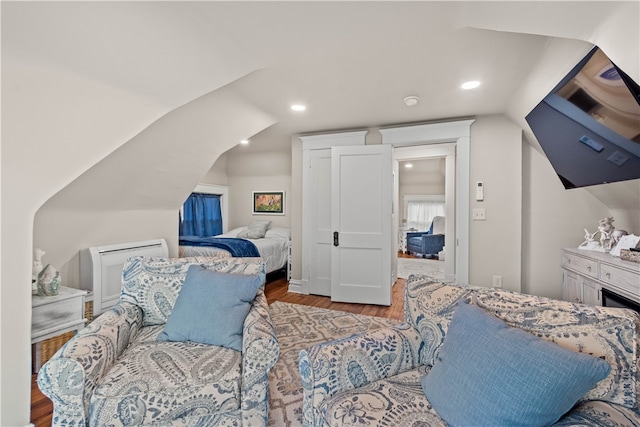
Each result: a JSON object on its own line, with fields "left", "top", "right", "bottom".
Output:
{"left": 404, "top": 96, "right": 420, "bottom": 107}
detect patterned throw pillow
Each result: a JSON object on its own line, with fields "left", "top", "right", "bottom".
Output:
{"left": 422, "top": 302, "right": 610, "bottom": 427}
{"left": 404, "top": 276, "right": 476, "bottom": 366}
{"left": 475, "top": 290, "right": 640, "bottom": 408}
{"left": 120, "top": 256, "right": 265, "bottom": 326}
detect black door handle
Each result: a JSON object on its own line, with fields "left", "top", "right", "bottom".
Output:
{"left": 333, "top": 231, "right": 339, "bottom": 247}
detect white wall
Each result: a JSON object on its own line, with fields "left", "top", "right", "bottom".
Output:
{"left": 1, "top": 62, "right": 165, "bottom": 426}
{"left": 225, "top": 150, "right": 292, "bottom": 230}
{"left": 398, "top": 158, "right": 446, "bottom": 223}
{"left": 3, "top": 59, "right": 275, "bottom": 427}
{"left": 33, "top": 85, "right": 275, "bottom": 290}
{"left": 34, "top": 210, "right": 179, "bottom": 288}
{"left": 469, "top": 115, "right": 523, "bottom": 291}
{"left": 202, "top": 152, "right": 230, "bottom": 186}
{"left": 522, "top": 142, "right": 616, "bottom": 299}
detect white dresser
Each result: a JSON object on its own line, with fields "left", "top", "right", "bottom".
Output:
{"left": 561, "top": 247, "right": 640, "bottom": 306}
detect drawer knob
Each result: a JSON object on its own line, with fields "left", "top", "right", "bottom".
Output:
{"left": 605, "top": 272, "right": 611, "bottom": 278}
{"left": 587, "top": 266, "right": 591, "bottom": 272}
{"left": 574, "top": 297, "right": 581, "bottom": 303}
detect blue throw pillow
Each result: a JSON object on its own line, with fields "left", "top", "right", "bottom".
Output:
{"left": 157, "top": 265, "right": 264, "bottom": 351}
{"left": 421, "top": 301, "right": 610, "bottom": 427}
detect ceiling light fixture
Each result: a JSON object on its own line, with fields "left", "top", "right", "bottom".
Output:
{"left": 461, "top": 80, "right": 481, "bottom": 90}
{"left": 291, "top": 104, "right": 306, "bottom": 111}
{"left": 403, "top": 96, "right": 420, "bottom": 107}
{"left": 240, "top": 139, "right": 249, "bottom": 145}
{"left": 405, "top": 163, "right": 413, "bottom": 168}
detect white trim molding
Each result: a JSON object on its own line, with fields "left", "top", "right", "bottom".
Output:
{"left": 300, "top": 130, "right": 368, "bottom": 151}
{"left": 379, "top": 119, "right": 473, "bottom": 146}
{"left": 381, "top": 119, "right": 474, "bottom": 284}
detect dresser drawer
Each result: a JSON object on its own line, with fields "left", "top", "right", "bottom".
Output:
{"left": 562, "top": 252, "right": 598, "bottom": 279}
{"left": 600, "top": 263, "right": 640, "bottom": 297}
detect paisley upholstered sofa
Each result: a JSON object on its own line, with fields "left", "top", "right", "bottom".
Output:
{"left": 299, "top": 275, "right": 640, "bottom": 427}
{"left": 38, "top": 256, "right": 279, "bottom": 427}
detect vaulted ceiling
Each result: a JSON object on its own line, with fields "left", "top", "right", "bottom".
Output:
{"left": 4, "top": 1, "right": 639, "bottom": 208}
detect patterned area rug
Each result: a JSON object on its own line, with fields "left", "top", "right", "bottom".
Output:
{"left": 397, "top": 257, "right": 444, "bottom": 280}
{"left": 268, "top": 301, "right": 401, "bottom": 426}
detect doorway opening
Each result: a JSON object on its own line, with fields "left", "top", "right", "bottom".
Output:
{"left": 397, "top": 157, "right": 446, "bottom": 280}
{"left": 394, "top": 144, "right": 455, "bottom": 280}
{"left": 381, "top": 119, "right": 473, "bottom": 284}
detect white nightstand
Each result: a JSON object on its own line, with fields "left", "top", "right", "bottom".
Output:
{"left": 32, "top": 286, "right": 87, "bottom": 371}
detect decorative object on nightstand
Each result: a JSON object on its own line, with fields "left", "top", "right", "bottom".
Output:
{"left": 32, "top": 248, "right": 46, "bottom": 291}
{"left": 37, "top": 264, "right": 61, "bottom": 296}
{"left": 578, "top": 216, "right": 627, "bottom": 252}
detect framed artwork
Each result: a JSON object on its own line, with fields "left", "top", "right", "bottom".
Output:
{"left": 253, "top": 191, "right": 285, "bottom": 215}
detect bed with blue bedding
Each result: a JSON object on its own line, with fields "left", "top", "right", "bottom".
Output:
{"left": 179, "top": 226, "right": 290, "bottom": 274}
{"left": 178, "top": 236, "right": 260, "bottom": 257}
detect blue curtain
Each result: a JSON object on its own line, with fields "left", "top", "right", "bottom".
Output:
{"left": 180, "top": 193, "right": 223, "bottom": 237}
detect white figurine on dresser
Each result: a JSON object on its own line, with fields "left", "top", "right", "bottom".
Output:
{"left": 579, "top": 216, "right": 628, "bottom": 252}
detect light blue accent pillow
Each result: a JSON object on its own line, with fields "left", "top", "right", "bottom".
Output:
{"left": 157, "top": 265, "right": 264, "bottom": 351}
{"left": 421, "top": 301, "right": 610, "bottom": 427}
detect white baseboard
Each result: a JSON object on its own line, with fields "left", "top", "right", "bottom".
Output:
{"left": 287, "top": 279, "right": 303, "bottom": 294}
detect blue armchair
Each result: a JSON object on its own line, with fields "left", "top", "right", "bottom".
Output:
{"left": 406, "top": 216, "right": 445, "bottom": 258}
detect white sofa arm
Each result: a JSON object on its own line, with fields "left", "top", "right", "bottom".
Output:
{"left": 37, "top": 301, "right": 143, "bottom": 427}
{"left": 299, "top": 323, "right": 424, "bottom": 427}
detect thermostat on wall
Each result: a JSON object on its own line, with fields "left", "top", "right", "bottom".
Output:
{"left": 476, "top": 181, "right": 484, "bottom": 201}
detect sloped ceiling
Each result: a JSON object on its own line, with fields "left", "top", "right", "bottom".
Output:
{"left": 3, "top": 1, "right": 639, "bottom": 212}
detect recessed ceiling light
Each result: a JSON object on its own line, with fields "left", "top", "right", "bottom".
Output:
{"left": 291, "top": 104, "right": 306, "bottom": 111}
{"left": 405, "top": 163, "right": 413, "bottom": 168}
{"left": 403, "top": 96, "right": 420, "bottom": 107}
{"left": 240, "top": 139, "right": 249, "bottom": 145}
{"left": 461, "top": 80, "right": 481, "bottom": 90}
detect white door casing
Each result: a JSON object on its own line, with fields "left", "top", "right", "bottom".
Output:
{"left": 331, "top": 144, "right": 393, "bottom": 305}
{"left": 307, "top": 149, "right": 332, "bottom": 296}
{"left": 381, "top": 119, "right": 473, "bottom": 284}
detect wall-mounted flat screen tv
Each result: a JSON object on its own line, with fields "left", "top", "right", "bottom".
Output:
{"left": 526, "top": 46, "right": 640, "bottom": 189}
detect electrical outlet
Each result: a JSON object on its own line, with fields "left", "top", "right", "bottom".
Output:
{"left": 493, "top": 275, "right": 503, "bottom": 288}
{"left": 473, "top": 208, "right": 486, "bottom": 221}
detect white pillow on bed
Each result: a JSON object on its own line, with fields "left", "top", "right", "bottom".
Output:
{"left": 265, "top": 227, "right": 291, "bottom": 240}
{"left": 238, "top": 220, "right": 271, "bottom": 239}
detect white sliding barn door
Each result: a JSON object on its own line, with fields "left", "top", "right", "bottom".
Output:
{"left": 331, "top": 144, "right": 393, "bottom": 306}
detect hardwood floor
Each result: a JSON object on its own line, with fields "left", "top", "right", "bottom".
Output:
{"left": 30, "top": 274, "right": 407, "bottom": 426}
